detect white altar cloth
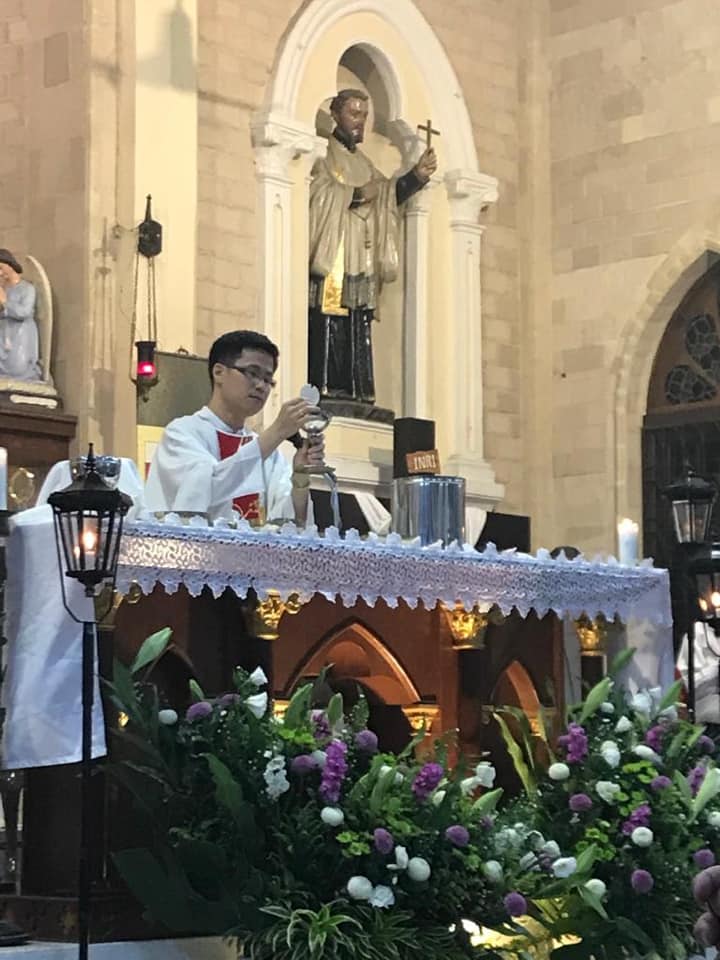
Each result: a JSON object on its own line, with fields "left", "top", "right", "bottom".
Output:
{"left": 117, "top": 520, "right": 672, "bottom": 626}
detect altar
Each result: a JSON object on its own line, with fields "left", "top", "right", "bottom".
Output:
{"left": 1, "top": 506, "right": 674, "bottom": 941}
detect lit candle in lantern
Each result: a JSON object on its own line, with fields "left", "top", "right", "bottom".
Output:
{"left": 617, "top": 518, "right": 639, "bottom": 566}
{"left": 0, "top": 447, "right": 6, "bottom": 510}
{"left": 73, "top": 526, "right": 98, "bottom": 562}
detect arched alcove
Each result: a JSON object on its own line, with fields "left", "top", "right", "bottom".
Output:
{"left": 251, "top": 0, "right": 503, "bottom": 506}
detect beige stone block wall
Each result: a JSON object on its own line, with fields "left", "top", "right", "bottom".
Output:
{"left": 546, "top": 0, "right": 720, "bottom": 555}
{"left": 0, "top": 0, "right": 89, "bottom": 444}
{"left": 196, "top": 0, "right": 526, "bottom": 512}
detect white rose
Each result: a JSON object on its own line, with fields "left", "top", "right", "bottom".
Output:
{"left": 552, "top": 857, "right": 577, "bottom": 878}
{"left": 347, "top": 876, "right": 373, "bottom": 900}
{"left": 596, "top": 780, "right": 621, "bottom": 803}
{"left": 541, "top": 840, "right": 560, "bottom": 858}
{"left": 633, "top": 745, "right": 660, "bottom": 764}
{"left": 600, "top": 702, "right": 615, "bottom": 715}
{"left": 369, "top": 884, "right": 395, "bottom": 908}
{"left": 474, "top": 761, "right": 497, "bottom": 788}
{"left": 158, "top": 709, "right": 178, "bottom": 725}
{"left": 407, "top": 857, "right": 431, "bottom": 882}
{"left": 311, "top": 749, "right": 327, "bottom": 769}
{"left": 630, "top": 691, "right": 653, "bottom": 715}
{"left": 482, "top": 860, "right": 503, "bottom": 883}
{"left": 600, "top": 741, "right": 621, "bottom": 768}
{"left": 708, "top": 811, "right": 720, "bottom": 828}
{"left": 432, "top": 790, "right": 446, "bottom": 807}
{"left": 631, "top": 826, "right": 653, "bottom": 847}
{"left": 393, "top": 846, "right": 409, "bottom": 870}
{"left": 519, "top": 852, "right": 539, "bottom": 871}
{"left": 615, "top": 716, "right": 633, "bottom": 734}
{"left": 460, "top": 776, "right": 478, "bottom": 795}
{"left": 320, "top": 806, "right": 344, "bottom": 827}
{"left": 249, "top": 666, "right": 268, "bottom": 687}
{"left": 548, "top": 763, "right": 570, "bottom": 781}
{"left": 245, "top": 692, "right": 268, "bottom": 719}
{"left": 585, "top": 878, "right": 607, "bottom": 899}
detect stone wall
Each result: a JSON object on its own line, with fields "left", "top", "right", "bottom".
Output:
{"left": 548, "top": 0, "right": 720, "bottom": 553}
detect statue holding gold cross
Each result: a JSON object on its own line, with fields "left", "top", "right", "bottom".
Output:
{"left": 308, "top": 89, "right": 438, "bottom": 406}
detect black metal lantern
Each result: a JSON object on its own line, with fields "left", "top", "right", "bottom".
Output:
{"left": 664, "top": 466, "right": 716, "bottom": 544}
{"left": 48, "top": 445, "right": 132, "bottom": 600}
{"left": 47, "top": 444, "right": 132, "bottom": 960}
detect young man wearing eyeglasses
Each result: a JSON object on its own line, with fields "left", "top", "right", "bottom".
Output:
{"left": 145, "top": 330, "right": 323, "bottom": 524}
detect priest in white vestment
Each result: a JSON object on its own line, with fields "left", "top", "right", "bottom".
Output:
{"left": 145, "top": 330, "right": 323, "bottom": 523}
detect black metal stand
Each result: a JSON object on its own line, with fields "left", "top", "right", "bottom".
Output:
{"left": 687, "top": 613, "right": 696, "bottom": 723}
{"left": 79, "top": 619, "right": 94, "bottom": 960}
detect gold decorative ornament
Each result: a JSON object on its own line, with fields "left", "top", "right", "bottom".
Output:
{"left": 8, "top": 467, "right": 36, "bottom": 510}
{"left": 249, "top": 590, "right": 305, "bottom": 640}
{"left": 574, "top": 613, "right": 607, "bottom": 656}
{"left": 445, "top": 602, "right": 497, "bottom": 649}
{"left": 402, "top": 703, "right": 441, "bottom": 735}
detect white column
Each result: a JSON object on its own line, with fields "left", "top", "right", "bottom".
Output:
{"left": 444, "top": 169, "right": 504, "bottom": 503}
{"left": 251, "top": 114, "right": 323, "bottom": 422}
{"left": 402, "top": 186, "right": 433, "bottom": 417}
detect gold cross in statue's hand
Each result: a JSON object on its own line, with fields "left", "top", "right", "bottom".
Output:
{"left": 417, "top": 118, "right": 440, "bottom": 149}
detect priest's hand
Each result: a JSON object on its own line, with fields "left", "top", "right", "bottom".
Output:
{"left": 293, "top": 435, "right": 325, "bottom": 472}
{"left": 414, "top": 147, "right": 437, "bottom": 183}
{"left": 694, "top": 866, "right": 720, "bottom": 947}
{"left": 258, "top": 398, "right": 314, "bottom": 460}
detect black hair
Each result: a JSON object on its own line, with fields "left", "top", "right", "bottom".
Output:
{"left": 329, "top": 88, "right": 368, "bottom": 116}
{"left": 208, "top": 330, "right": 279, "bottom": 385}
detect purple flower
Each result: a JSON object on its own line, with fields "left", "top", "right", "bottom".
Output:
{"left": 698, "top": 735, "right": 716, "bottom": 755}
{"left": 504, "top": 892, "right": 528, "bottom": 917}
{"left": 558, "top": 723, "right": 588, "bottom": 764}
{"left": 445, "top": 825, "right": 470, "bottom": 847}
{"left": 622, "top": 803, "right": 651, "bottom": 836}
{"left": 569, "top": 793, "right": 593, "bottom": 813}
{"left": 319, "top": 740, "right": 348, "bottom": 804}
{"left": 217, "top": 693, "right": 241, "bottom": 708}
{"left": 631, "top": 869, "right": 654, "bottom": 894}
{"left": 411, "top": 762, "right": 444, "bottom": 801}
{"left": 645, "top": 725, "right": 664, "bottom": 753}
{"left": 355, "top": 730, "right": 379, "bottom": 754}
{"left": 689, "top": 764, "right": 707, "bottom": 796}
{"left": 290, "top": 754, "right": 317, "bottom": 776}
{"left": 373, "top": 828, "right": 394, "bottom": 855}
{"left": 650, "top": 775, "right": 671, "bottom": 791}
{"left": 185, "top": 701, "right": 213, "bottom": 722}
{"left": 311, "top": 710, "right": 331, "bottom": 741}
{"left": 694, "top": 849, "right": 716, "bottom": 869}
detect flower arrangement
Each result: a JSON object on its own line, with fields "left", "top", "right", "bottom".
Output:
{"left": 495, "top": 648, "right": 720, "bottom": 960}
{"left": 107, "top": 633, "right": 717, "bottom": 960}
{"left": 106, "top": 630, "right": 586, "bottom": 960}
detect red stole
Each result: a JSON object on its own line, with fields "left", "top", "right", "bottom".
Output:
{"left": 216, "top": 431, "right": 262, "bottom": 521}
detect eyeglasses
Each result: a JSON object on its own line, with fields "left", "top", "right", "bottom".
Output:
{"left": 226, "top": 364, "right": 276, "bottom": 389}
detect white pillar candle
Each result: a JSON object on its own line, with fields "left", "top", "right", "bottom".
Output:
{"left": 617, "top": 517, "right": 639, "bottom": 566}
{"left": 0, "top": 447, "right": 6, "bottom": 510}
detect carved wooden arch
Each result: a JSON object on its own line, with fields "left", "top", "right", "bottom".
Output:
{"left": 490, "top": 659, "right": 542, "bottom": 716}
{"left": 285, "top": 618, "right": 420, "bottom": 706}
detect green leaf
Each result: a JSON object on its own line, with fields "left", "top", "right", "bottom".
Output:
{"left": 494, "top": 712, "right": 536, "bottom": 795}
{"left": 203, "top": 753, "right": 244, "bottom": 816}
{"left": 471, "top": 787, "right": 504, "bottom": 816}
{"left": 130, "top": 627, "right": 173, "bottom": 676}
{"left": 578, "top": 883, "right": 608, "bottom": 920}
{"left": 188, "top": 679, "right": 206, "bottom": 703}
{"left": 326, "top": 692, "right": 344, "bottom": 729}
{"left": 573, "top": 843, "right": 598, "bottom": 877}
{"left": 655, "top": 680, "right": 682, "bottom": 715}
{"left": 613, "top": 916, "right": 656, "bottom": 953}
{"left": 608, "top": 647, "right": 635, "bottom": 677}
{"left": 284, "top": 682, "right": 314, "bottom": 730}
{"left": 369, "top": 764, "right": 397, "bottom": 814}
{"left": 497, "top": 706, "right": 537, "bottom": 774}
{"left": 578, "top": 677, "right": 613, "bottom": 724}
{"left": 106, "top": 659, "right": 140, "bottom": 721}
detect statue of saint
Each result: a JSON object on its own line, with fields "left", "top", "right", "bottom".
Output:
{"left": 308, "top": 89, "right": 437, "bottom": 405}
{"left": 0, "top": 249, "right": 40, "bottom": 382}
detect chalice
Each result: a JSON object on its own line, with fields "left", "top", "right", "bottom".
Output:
{"left": 295, "top": 384, "right": 334, "bottom": 477}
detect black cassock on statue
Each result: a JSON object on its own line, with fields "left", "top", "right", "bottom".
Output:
{"left": 308, "top": 129, "right": 425, "bottom": 405}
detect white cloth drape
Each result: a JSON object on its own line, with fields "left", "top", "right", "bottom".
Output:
{"left": 2, "top": 459, "right": 144, "bottom": 769}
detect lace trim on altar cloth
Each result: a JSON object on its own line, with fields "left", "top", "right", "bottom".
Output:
{"left": 116, "top": 519, "right": 672, "bottom": 626}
